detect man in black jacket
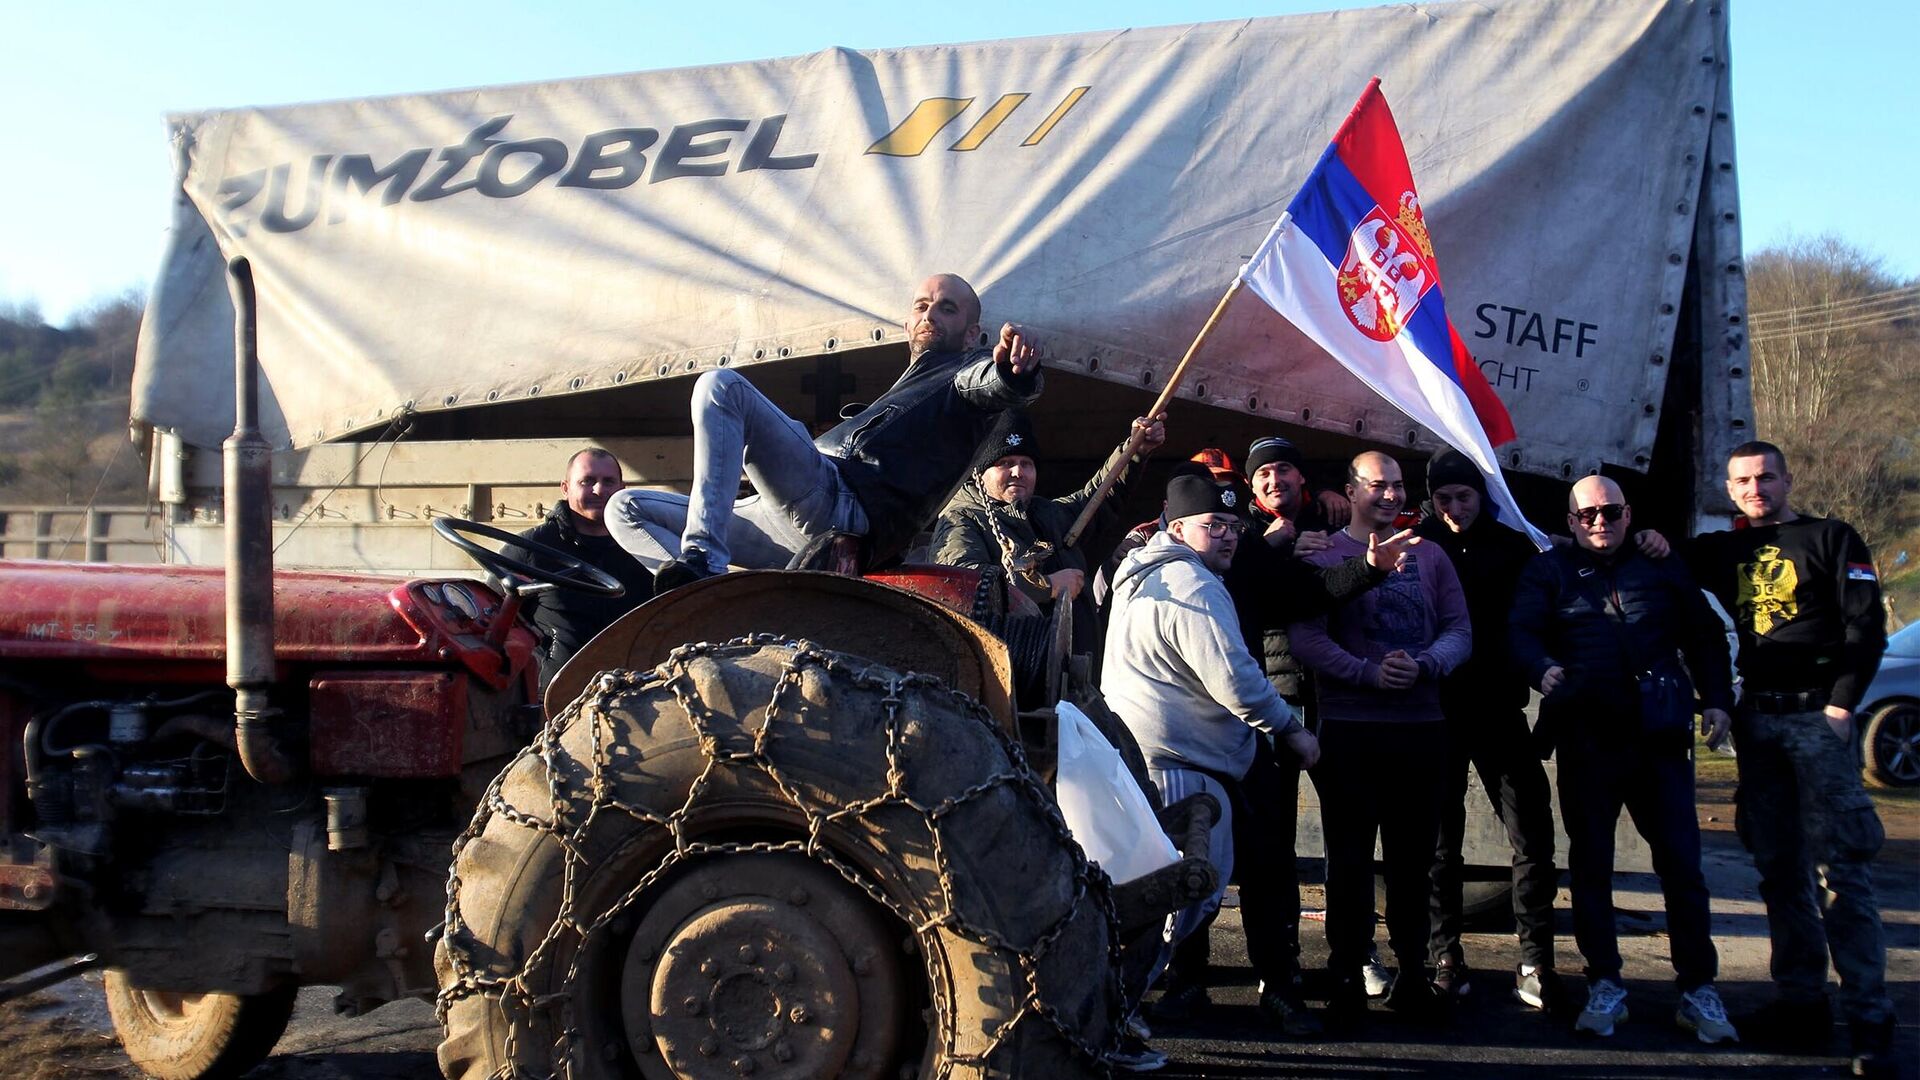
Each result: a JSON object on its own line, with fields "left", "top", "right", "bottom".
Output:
{"left": 1686, "top": 441, "right": 1894, "bottom": 1078}
{"left": 1415, "top": 450, "right": 1559, "bottom": 1008}
{"left": 606, "top": 274, "right": 1042, "bottom": 587}
{"left": 1510, "top": 476, "right": 1736, "bottom": 1045}
{"left": 503, "top": 449, "right": 655, "bottom": 687}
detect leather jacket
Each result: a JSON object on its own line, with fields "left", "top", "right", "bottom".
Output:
{"left": 817, "top": 346, "right": 1041, "bottom": 563}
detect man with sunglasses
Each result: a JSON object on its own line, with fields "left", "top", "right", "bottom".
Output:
{"left": 1288, "top": 451, "right": 1471, "bottom": 1024}
{"left": 1509, "top": 476, "right": 1736, "bottom": 1044}
{"left": 1105, "top": 473, "right": 1409, "bottom": 1037}
{"left": 1684, "top": 441, "right": 1893, "bottom": 1078}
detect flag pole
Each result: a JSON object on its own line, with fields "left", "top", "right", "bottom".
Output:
{"left": 1061, "top": 275, "right": 1246, "bottom": 549}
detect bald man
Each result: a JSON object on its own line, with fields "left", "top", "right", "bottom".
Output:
{"left": 607, "top": 273, "right": 1044, "bottom": 587}
{"left": 1509, "top": 476, "right": 1736, "bottom": 1044}
{"left": 1288, "top": 451, "right": 1471, "bottom": 1024}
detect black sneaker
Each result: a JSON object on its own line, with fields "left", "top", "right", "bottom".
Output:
{"left": 1433, "top": 955, "right": 1471, "bottom": 998}
{"left": 1106, "top": 1032, "right": 1168, "bottom": 1073}
{"left": 1258, "top": 988, "right": 1324, "bottom": 1038}
{"left": 1325, "top": 973, "right": 1368, "bottom": 1029}
{"left": 1384, "top": 970, "right": 1450, "bottom": 1021}
{"left": 654, "top": 548, "right": 720, "bottom": 592}
{"left": 1849, "top": 1015, "right": 1895, "bottom": 1080}
{"left": 1149, "top": 980, "right": 1210, "bottom": 1023}
{"left": 1737, "top": 996, "right": 1834, "bottom": 1054}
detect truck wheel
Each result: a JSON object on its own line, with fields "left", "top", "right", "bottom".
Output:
{"left": 102, "top": 972, "right": 296, "bottom": 1080}
{"left": 436, "top": 637, "right": 1118, "bottom": 1080}
{"left": 1863, "top": 701, "right": 1920, "bottom": 788}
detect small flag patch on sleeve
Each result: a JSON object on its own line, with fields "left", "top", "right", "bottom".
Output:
{"left": 1847, "top": 562, "right": 1878, "bottom": 582}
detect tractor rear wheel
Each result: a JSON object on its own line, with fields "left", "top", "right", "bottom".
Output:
{"left": 436, "top": 637, "right": 1119, "bottom": 1079}
{"left": 102, "top": 971, "right": 296, "bottom": 1080}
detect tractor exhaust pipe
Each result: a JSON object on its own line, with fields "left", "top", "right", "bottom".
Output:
{"left": 224, "top": 257, "right": 297, "bottom": 785}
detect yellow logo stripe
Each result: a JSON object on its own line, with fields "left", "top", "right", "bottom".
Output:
{"left": 950, "top": 93, "right": 1030, "bottom": 152}
{"left": 1021, "top": 86, "right": 1091, "bottom": 146}
{"left": 866, "top": 97, "right": 974, "bottom": 157}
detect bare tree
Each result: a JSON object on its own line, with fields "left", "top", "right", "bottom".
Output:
{"left": 1746, "top": 236, "right": 1919, "bottom": 557}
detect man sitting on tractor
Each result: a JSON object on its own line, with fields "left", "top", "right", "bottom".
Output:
{"left": 607, "top": 273, "right": 1043, "bottom": 588}
{"left": 930, "top": 407, "right": 1164, "bottom": 660}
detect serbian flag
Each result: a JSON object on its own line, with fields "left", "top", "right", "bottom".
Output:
{"left": 1239, "top": 79, "right": 1548, "bottom": 549}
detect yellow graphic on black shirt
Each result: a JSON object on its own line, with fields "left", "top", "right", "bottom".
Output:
{"left": 1736, "top": 543, "right": 1799, "bottom": 635}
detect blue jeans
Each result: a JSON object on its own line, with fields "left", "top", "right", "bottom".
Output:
{"left": 606, "top": 369, "right": 868, "bottom": 572}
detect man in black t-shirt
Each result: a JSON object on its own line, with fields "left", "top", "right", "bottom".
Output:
{"left": 1686, "top": 440, "right": 1893, "bottom": 1078}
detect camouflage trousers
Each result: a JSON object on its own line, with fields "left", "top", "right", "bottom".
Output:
{"left": 1734, "top": 706, "right": 1893, "bottom": 1024}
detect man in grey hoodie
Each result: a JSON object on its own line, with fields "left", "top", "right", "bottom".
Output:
{"left": 1104, "top": 473, "right": 1413, "bottom": 1033}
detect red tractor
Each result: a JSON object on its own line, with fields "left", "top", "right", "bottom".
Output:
{"left": 0, "top": 261, "right": 1213, "bottom": 1080}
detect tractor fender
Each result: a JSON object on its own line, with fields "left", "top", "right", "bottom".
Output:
{"left": 544, "top": 571, "right": 1015, "bottom": 727}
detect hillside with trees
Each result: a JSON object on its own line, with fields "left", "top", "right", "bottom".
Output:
{"left": 0, "top": 294, "right": 147, "bottom": 505}
{"left": 1746, "top": 237, "right": 1920, "bottom": 624}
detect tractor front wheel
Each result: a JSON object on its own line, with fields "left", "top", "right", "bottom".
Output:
{"left": 103, "top": 971, "right": 296, "bottom": 1080}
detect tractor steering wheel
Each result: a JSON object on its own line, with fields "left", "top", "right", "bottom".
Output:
{"left": 431, "top": 517, "right": 626, "bottom": 597}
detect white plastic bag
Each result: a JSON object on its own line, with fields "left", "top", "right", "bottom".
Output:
{"left": 1053, "top": 701, "right": 1180, "bottom": 885}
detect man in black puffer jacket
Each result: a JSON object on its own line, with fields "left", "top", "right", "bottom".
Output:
{"left": 1414, "top": 450, "right": 1560, "bottom": 1007}
{"left": 1510, "top": 475, "right": 1736, "bottom": 1044}
{"left": 1232, "top": 436, "right": 1344, "bottom": 701}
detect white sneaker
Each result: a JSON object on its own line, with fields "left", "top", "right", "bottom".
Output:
{"left": 1576, "top": 978, "right": 1629, "bottom": 1037}
{"left": 1361, "top": 947, "right": 1392, "bottom": 998}
{"left": 1676, "top": 984, "right": 1739, "bottom": 1044}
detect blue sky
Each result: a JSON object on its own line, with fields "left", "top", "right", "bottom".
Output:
{"left": 1, "top": 0, "right": 1911, "bottom": 325}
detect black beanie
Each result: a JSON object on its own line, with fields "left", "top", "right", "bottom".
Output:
{"left": 1426, "top": 449, "right": 1488, "bottom": 496}
{"left": 1165, "top": 474, "right": 1248, "bottom": 521}
{"left": 973, "top": 410, "right": 1038, "bottom": 474}
{"left": 1244, "top": 435, "right": 1304, "bottom": 479}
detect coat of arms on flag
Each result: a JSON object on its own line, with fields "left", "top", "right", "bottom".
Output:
{"left": 1338, "top": 195, "right": 1438, "bottom": 340}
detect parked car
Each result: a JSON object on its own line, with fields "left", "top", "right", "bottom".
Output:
{"left": 1862, "top": 622, "right": 1920, "bottom": 788}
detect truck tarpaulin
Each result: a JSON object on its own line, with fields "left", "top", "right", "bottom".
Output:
{"left": 132, "top": 0, "right": 1749, "bottom": 486}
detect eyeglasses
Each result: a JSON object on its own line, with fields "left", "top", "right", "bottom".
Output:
{"left": 1572, "top": 503, "right": 1626, "bottom": 526}
{"left": 1197, "top": 519, "right": 1248, "bottom": 538}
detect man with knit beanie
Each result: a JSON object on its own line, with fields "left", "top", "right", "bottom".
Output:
{"left": 930, "top": 408, "right": 1163, "bottom": 659}
{"left": 1138, "top": 454, "right": 1411, "bottom": 1033}
{"left": 1416, "top": 449, "right": 1563, "bottom": 1010}
{"left": 1105, "top": 473, "right": 1356, "bottom": 1038}
{"left": 1242, "top": 435, "right": 1345, "bottom": 555}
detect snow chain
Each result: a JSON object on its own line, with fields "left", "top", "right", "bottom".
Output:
{"left": 436, "top": 634, "right": 1122, "bottom": 1079}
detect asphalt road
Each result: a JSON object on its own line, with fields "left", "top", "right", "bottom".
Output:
{"left": 8, "top": 779, "right": 1917, "bottom": 1079}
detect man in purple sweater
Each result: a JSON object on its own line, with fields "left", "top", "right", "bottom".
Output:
{"left": 1289, "top": 451, "right": 1472, "bottom": 1023}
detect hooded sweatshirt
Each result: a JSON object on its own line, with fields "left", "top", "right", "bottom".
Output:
{"left": 1101, "top": 531, "right": 1302, "bottom": 778}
